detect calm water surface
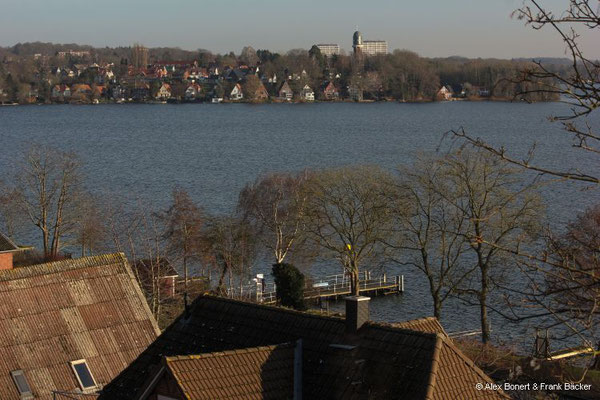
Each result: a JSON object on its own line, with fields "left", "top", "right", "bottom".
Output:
{"left": 1, "top": 102, "right": 598, "bottom": 345}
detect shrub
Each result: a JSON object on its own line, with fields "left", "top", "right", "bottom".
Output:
{"left": 272, "top": 263, "right": 306, "bottom": 310}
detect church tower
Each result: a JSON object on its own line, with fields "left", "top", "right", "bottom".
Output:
{"left": 352, "top": 31, "right": 363, "bottom": 55}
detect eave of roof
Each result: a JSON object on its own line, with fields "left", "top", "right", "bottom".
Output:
{"left": 0, "top": 231, "right": 20, "bottom": 253}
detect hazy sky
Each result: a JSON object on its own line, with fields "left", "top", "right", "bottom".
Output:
{"left": 1, "top": 0, "right": 599, "bottom": 58}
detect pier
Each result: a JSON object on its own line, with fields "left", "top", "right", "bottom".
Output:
{"left": 226, "top": 271, "right": 404, "bottom": 305}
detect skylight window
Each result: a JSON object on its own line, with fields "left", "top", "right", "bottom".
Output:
{"left": 11, "top": 370, "right": 33, "bottom": 399}
{"left": 70, "top": 359, "right": 97, "bottom": 391}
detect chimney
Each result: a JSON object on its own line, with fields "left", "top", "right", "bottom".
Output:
{"left": 0, "top": 232, "right": 20, "bottom": 270}
{"left": 345, "top": 296, "right": 370, "bottom": 333}
{"left": 0, "top": 252, "right": 15, "bottom": 270}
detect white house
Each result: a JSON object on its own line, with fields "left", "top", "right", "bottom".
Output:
{"left": 437, "top": 86, "right": 453, "bottom": 101}
{"left": 156, "top": 83, "right": 172, "bottom": 100}
{"left": 300, "top": 84, "right": 315, "bottom": 101}
{"left": 229, "top": 83, "right": 243, "bottom": 101}
{"left": 185, "top": 84, "right": 201, "bottom": 101}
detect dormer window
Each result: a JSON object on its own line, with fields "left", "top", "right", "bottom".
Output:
{"left": 11, "top": 370, "right": 33, "bottom": 399}
{"left": 70, "top": 359, "right": 97, "bottom": 391}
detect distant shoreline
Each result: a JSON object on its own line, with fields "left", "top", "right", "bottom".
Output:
{"left": 0, "top": 97, "right": 549, "bottom": 107}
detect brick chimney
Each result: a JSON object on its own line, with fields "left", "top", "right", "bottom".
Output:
{"left": 0, "top": 232, "right": 20, "bottom": 270}
{"left": 345, "top": 296, "right": 370, "bottom": 333}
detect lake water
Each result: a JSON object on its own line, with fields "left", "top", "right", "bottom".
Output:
{"left": 1, "top": 102, "right": 598, "bottom": 346}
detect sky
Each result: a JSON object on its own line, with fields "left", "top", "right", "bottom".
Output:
{"left": 0, "top": 0, "right": 599, "bottom": 59}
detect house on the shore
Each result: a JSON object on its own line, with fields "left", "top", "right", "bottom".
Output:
{"left": 321, "top": 81, "right": 339, "bottom": 100}
{"left": 70, "top": 84, "right": 92, "bottom": 101}
{"left": 101, "top": 295, "right": 508, "bottom": 400}
{"left": 0, "top": 252, "right": 160, "bottom": 400}
{"left": 300, "top": 84, "right": 315, "bottom": 101}
{"left": 155, "top": 83, "right": 172, "bottom": 100}
{"left": 436, "top": 85, "right": 454, "bottom": 101}
{"left": 184, "top": 83, "right": 202, "bottom": 101}
{"left": 51, "top": 84, "right": 71, "bottom": 100}
{"left": 253, "top": 81, "right": 270, "bottom": 101}
{"left": 130, "top": 82, "right": 151, "bottom": 101}
{"left": 278, "top": 81, "right": 293, "bottom": 101}
{"left": 229, "top": 83, "right": 243, "bottom": 101}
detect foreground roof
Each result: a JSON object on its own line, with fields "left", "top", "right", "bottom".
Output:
{"left": 151, "top": 343, "right": 295, "bottom": 400}
{"left": 0, "top": 253, "right": 160, "bottom": 400}
{"left": 103, "top": 295, "right": 506, "bottom": 400}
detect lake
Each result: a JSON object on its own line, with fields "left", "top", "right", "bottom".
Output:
{"left": 1, "top": 101, "right": 598, "bottom": 345}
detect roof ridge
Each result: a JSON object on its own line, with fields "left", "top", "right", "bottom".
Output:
{"left": 165, "top": 342, "right": 294, "bottom": 363}
{"left": 424, "top": 334, "right": 443, "bottom": 400}
{"left": 363, "top": 320, "right": 440, "bottom": 339}
{"left": 0, "top": 252, "right": 128, "bottom": 282}
{"left": 195, "top": 294, "right": 346, "bottom": 323}
{"left": 195, "top": 295, "right": 443, "bottom": 340}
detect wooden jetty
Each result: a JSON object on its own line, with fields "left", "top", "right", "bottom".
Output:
{"left": 227, "top": 271, "right": 404, "bottom": 305}
{"left": 533, "top": 328, "right": 596, "bottom": 361}
{"left": 545, "top": 346, "right": 595, "bottom": 361}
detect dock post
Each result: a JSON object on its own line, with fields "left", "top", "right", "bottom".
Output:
{"left": 396, "top": 276, "right": 405, "bottom": 293}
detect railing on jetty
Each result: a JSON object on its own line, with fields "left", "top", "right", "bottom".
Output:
{"left": 226, "top": 271, "right": 404, "bottom": 305}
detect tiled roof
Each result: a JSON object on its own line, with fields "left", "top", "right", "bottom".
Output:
{"left": 0, "top": 253, "right": 160, "bottom": 400}
{"left": 0, "top": 232, "right": 19, "bottom": 253}
{"left": 163, "top": 344, "right": 295, "bottom": 400}
{"left": 102, "top": 296, "right": 507, "bottom": 400}
{"left": 393, "top": 317, "right": 448, "bottom": 336}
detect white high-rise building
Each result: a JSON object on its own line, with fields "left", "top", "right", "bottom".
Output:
{"left": 353, "top": 31, "right": 388, "bottom": 56}
{"left": 316, "top": 44, "right": 341, "bottom": 57}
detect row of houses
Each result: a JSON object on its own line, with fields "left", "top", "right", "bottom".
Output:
{"left": 51, "top": 79, "right": 340, "bottom": 103}
{"left": 0, "top": 230, "right": 508, "bottom": 399}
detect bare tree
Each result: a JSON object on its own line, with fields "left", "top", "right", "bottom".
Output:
{"left": 440, "top": 149, "right": 544, "bottom": 343}
{"left": 0, "top": 181, "right": 26, "bottom": 240}
{"left": 73, "top": 194, "right": 106, "bottom": 257}
{"left": 544, "top": 205, "right": 600, "bottom": 344}
{"left": 238, "top": 171, "right": 309, "bottom": 265}
{"left": 447, "top": 0, "right": 600, "bottom": 352}
{"left": 390, "top": 155, "right": 472, "bottom": 319}
{"left": 498, "top": 205, "right": 600, "bottom": 368}
{"left": 14, "top": 144, "right": 83, "bottom": 260}
{"left": 303, "top": 166, "right": 395, "bottom": 296}
{"left": 160, "top": 187, "right": 204, "bottom": 291}
{"left": 203, "top": 214, "right": 258, "bottom": 295}
{"left": 452, "top": 0, "right": 600, "bottom": 184}
{"left": 101, "top": 197, "right": 175, "bottom": 323}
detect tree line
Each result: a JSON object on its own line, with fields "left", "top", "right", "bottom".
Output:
{"left": 0, "top": 40, "right": 566, "bottom": 103}
{"left": 3, "top": 143, "right": 596, "bottom": 349}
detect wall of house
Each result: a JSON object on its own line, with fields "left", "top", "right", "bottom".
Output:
{"left": 148, "top": 373, "right": 185, "bottom": 400}
{"left": 0, "top": 253, "right": 13, "bottom": 270}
